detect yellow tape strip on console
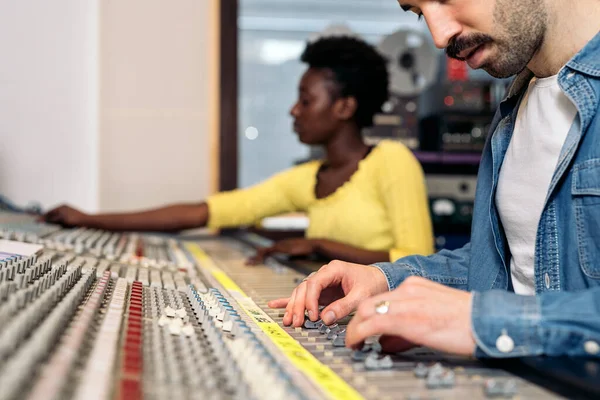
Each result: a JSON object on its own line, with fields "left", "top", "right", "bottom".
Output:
{"left": 185, "top": 242, "right": 248, "bottom": 296}
{"left": 184, "top": 242, "right": 364, "bottom": 400}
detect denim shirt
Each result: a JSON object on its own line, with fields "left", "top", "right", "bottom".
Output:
{"left": 375, "top": 31, "right": 600, "bottom": 358}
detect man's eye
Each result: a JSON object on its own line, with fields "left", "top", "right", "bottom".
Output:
{"left": 408, "top": 7, "right": 424, "bottom": 20}
{"left": 400, "top": 3, "right": 424, "bottom": 21}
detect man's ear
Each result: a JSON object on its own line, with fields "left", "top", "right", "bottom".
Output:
{"left": 333, "top": 96, "right": 358, "bottom": 121}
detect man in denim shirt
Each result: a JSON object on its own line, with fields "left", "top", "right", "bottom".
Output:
{"left": 269, "top": 0, "right": 600, "bottom": 358}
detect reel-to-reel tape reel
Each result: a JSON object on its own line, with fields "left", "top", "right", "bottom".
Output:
{"left": 365, "top": 28, "right": 440, "bottom": 148}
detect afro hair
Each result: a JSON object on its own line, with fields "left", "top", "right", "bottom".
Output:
{"left": 300, "top": 36, "right": 389, "bottom": 128}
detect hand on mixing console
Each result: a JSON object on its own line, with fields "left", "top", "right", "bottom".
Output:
{"left": 267, "top": 260, "right": 389, "bottom": 328}
{"left": 246, "top": 238, "right": 317, "bottom": 265}
{"left": 345, "top": 276, "right": 476, "bottom": 356}
{"left": 41, "top": 205, "right": 89, "bottom": 227}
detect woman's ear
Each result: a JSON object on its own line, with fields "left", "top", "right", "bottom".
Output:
{"left": 333, "top": 96, "right": 358, "bottom": 121}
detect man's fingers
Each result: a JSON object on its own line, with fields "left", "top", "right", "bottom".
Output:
{"left": 345, "top": 293, "right": 415, "bottom": 349}
{"left": 345, "top": 296, "right": 428, "bottom": 350}
{"left": 267, "top": 297, "right": 290, "bottom": 308}
{"left": 291, "top": 282, "right": 308, "bottom": 327}
{"left": 345, "top": 314, "right": 401, "bottom": 349}
{"left": 282, "top": 287, "right": 298, "bottom": 326}
{"left": 349, "top": 280, "right": 431, "bottom": 327}
{"left": 304, "top": 264, "right": 343, "bottom": 321}
{"left": 349, "top": 291, "right": 392, "bottom": 328}
{"left": 320, "top": 290, "right": 361, "bottom": 325}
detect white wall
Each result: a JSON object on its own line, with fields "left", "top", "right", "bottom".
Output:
{"left": 0, "top": 1, "right": 218, "bottom": 213}
{"left": 0, "top": 1, "right": 99, "bottom": 212}
{"left": 99, "top": 0, "right": 218, "bottom": 212}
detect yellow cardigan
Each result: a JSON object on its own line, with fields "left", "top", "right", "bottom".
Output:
{"left": 207, "top": 140, "right": 433, "bottom": 261}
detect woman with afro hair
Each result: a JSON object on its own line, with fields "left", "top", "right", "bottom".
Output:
{"left": 43, "top": 36, "right": 433, "bottom": 265}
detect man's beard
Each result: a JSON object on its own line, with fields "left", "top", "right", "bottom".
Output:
{"left": 445, "top": 0, "right": 547, "bottom": 78}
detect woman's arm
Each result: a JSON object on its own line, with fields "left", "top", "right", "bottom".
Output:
{"left": 44, "top": 203, "right": 209, "bottom": 232}
{"left": 312, "top": 239, "right": 390, "bottom": 264}
{"left": 247, "top": 237, "right": 389, "bottom": 265}
{"left": 44, "top": 163, "right": 314, "bottom": 232}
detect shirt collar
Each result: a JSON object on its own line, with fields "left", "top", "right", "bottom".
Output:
{"left": 503, "top": 29, "right": 600, "bottom": 101}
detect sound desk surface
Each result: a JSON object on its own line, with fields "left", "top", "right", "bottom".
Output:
{"left": 0, "top": 213, "right": 598, "bottom": 400}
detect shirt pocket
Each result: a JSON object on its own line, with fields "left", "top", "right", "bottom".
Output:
{"left": 572, "top": 159, "right": 600, "bottom": 279}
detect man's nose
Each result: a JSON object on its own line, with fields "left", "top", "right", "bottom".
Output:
{"left": 424, "top": 6, "right": 462, "bottom": 49}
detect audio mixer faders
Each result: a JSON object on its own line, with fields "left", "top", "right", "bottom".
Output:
{"left": 0, "top": 218, "right": 597, "bottom": 399}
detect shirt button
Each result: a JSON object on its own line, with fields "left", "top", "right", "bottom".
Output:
{"left": 496, "top": 333, "right": 515, "bottom": 353}
{"left": 567, "top": 72, "right": 575, "bottom": 79}
{"left": 544, "top": 273, "right": 550, "bottom": 289}
{"left": 584, "top": 341, "right": 600, "bottom": 355}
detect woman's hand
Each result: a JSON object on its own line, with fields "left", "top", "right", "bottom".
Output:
{"left": 41, "top": 205, "right": 89, "bottom": 227}
{"left": 246, "top": 238, "right": 317, "bottom": 265}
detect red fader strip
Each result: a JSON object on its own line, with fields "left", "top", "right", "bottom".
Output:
{"left": 118, "top": 281, "right": 144, "bottom": 400}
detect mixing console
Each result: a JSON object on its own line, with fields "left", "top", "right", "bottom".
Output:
{"left": 0, "top": 214, "right": 598, "bottom": 400}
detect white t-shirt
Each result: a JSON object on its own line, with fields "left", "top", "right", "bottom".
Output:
{"left": 496, "top": 74, "right": 577, "bottom": 295}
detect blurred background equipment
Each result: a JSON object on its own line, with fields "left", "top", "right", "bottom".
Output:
{"left": 412, "top": 50, "right": 508, "bottom": 249}
{"left": 363, "top": 28, "right": 439, "bottom": 149}
{"left": 418, "top": 55, "right": 506, "bottom": 153}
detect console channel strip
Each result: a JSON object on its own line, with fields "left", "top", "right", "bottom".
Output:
{"left": 0, "top": 217, "right": 594, "bottom": 399}
{"left": 183, "top": 237, "right": 571, "bottom": 400}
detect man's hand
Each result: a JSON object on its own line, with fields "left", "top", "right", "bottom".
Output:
{"left": 345, "top": 276, "right": 476, "bottom": 356}
{"left": 41, "top": 205, "right": 89, "bottom": 227}
{"left": 246, "top": 238, "right": 317, "bottom": 265}
{"left": 267, "top": 260, "right": 389, "bottom": 327}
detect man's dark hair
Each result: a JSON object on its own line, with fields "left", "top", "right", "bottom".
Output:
{"left": 301, "top": 36, "right": 389, "bottom": 128}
